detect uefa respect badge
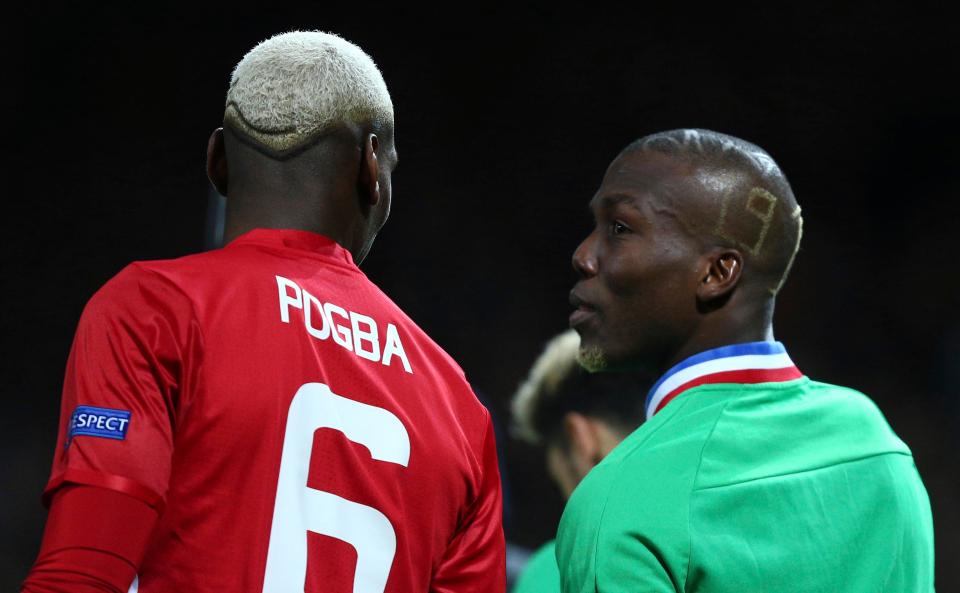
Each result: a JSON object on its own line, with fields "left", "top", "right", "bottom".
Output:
{"left": 68, "top": 405, "right": 132, "bottom": 444}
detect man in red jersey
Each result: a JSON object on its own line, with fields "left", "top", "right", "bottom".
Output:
{"left": 23, "top": 31, "right": 505, "bottom": 593}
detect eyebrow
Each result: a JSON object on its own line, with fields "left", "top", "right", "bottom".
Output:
{"left": 590, "top": 192, "right": 644, "bottom": 212}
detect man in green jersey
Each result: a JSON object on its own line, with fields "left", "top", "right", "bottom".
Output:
{"left": 561, "top": 129, "right": 935, "bottom": 592}
{"left": 510, "top": 330, "right": 650, "bottom": 593}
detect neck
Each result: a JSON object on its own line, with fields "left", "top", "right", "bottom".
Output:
{"left": 223, "top": 188, "right": 362, "bottom": 251}
{"left": 663, "top": 298, "right": 775, "bottom": 372}
{"left": 220, "top": 127, "right": 370, "bottom": 259}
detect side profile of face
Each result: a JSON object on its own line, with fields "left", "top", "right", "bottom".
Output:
{"left": 569, "top": 151, "right": 706, "bottom": 372}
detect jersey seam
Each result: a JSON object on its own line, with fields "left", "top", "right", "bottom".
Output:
{"left": 131, "top": 263, "right": 208, "bottom": 351}
{"left": 691, "top": 450, "right": 914, "bottom": 492}
{"left": 682, "top": 395, "right": 738, "bottom": 593}
{"left": 131, "top": 263, "right": 208, "bottom": 434}
{"left": 590, "top": 396, "right": 697, "bottom": 592}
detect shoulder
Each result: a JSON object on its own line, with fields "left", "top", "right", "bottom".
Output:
{"left": 564, "top": 392, "right": 731, "bottom": 524}
{"left": 558, "top": 395, "right": 724, "bottom": 580}
{"left": 695, "top": 378, "right": 911, "bottom": 490}
{"left": 85, "top": 260, "right": 198, "bottom": 323}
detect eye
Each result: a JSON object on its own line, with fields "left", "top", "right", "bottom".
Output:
{"left": 609, "top": 221, "right": 630, "bottom": 236}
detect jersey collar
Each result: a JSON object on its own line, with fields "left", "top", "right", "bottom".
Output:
{"left": 226, "top": 228, "right": 357, "bottom": 267}
{"left": 645, "top": 341, "right": 802, "bottom": 420}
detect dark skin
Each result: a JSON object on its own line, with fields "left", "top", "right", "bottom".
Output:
{"left": 206, "top": 121, "right": 398, "bottom": 264}
{"left": 570, "top": 150, "right": 775, "bottom": 374}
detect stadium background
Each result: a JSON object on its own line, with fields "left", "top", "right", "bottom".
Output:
{"left": 4, "top": 5, "right": 957, "bottom": 589}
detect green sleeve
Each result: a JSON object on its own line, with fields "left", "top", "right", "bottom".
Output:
{"left": 592, "top": 483, "right": 687, "bottom": 593}
{"left": 512, "top": 540, "right": 560, "bottom": 593}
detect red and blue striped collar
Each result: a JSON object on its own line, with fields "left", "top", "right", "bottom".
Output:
{"left": 645, "top": 341, "right": 803, "bottom": 420}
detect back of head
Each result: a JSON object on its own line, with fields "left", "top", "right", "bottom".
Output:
{"left": 225, "top": 30, "right": 393, "bottom": 158}
{"left": 211, "top": 31, "right": 398, "bottom": 262}
{"left": 512, "top": 330, "right": 650, "bottom": 447}
{"left": 626, "top": 129, "right": 804, "bottom": 296}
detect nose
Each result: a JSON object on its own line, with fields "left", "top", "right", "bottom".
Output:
{"left": 572, "top": 232, "right": 598, "bottom": 278}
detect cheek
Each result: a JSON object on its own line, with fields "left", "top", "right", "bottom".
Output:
{"left": 600, "top": 249, "right": 697, "bottom": 340}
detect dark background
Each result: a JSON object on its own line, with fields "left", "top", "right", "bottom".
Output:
{"left": 4, "top": 4, "right": 958, "bottom": 589}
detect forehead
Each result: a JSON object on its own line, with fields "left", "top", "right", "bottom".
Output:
{"left": 591, "top": 151, "right": 693, "bottom": 211}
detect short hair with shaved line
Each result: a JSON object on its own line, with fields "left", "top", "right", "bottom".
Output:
{"left": 626, "top": 129, "right": 804, "bottom": 296}
{"left": 511, "top": 330, "right": 650, "bottom": 446}
{"left": 224, "top": 30, "right": 394, "bottom": 159}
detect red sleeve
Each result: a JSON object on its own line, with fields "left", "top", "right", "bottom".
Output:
{"left": 43, "top": 263, "right": 201, "bottom": 508}
{"left": 21, "top": 485, "right": 158, "bottom": 593}
{"left": 430, "top": 412, "right": 506, "bottom": 593}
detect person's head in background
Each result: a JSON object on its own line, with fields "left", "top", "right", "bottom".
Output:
{"left": 206, "top": 31, "right": 398, "bottom": 264}
{"left": 512, "top": 330, "right": 652, "bottom": 498}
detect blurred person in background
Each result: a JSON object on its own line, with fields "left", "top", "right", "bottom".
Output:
{"left": 510, "top": 330, "right": 651, "bottom": 593}
{"left": 23, "top": 31, "right": 504, "bottom": 593}
{"left": 560, "top": 128, "right": 935, "bottom": 592}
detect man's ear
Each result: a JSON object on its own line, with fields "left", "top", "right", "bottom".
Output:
{"left": 696, "top": 249, "right": 743, "bottom": 303}
{"left": 358, "top": 133, "right": 381, "bottom": 206}
{"left": 563, "top": 412, "right": 603, "bottom": 469}
{"left": 206, "top": 128, "right": 229, "bottom": 196}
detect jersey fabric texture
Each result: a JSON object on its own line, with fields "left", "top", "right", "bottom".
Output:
{"left": 43, "top": 229, "right": 505, "bottom": 593}
{"left": 512, "top": 540, "right": 560, "bottom": 593}
{"left": 556, "top": 341, "right": 934, "bottom": 593}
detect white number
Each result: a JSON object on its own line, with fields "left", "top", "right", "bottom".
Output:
{"left": 262, "top": 382, "right": 410, "bottom": 593}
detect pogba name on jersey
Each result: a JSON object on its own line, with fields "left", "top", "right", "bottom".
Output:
{"left": 276, "top": 275, "right": 413, "bottom": 374}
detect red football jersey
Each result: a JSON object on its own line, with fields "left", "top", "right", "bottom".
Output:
{"left": 43, "top": 229, "right": 505, "bottom": 593}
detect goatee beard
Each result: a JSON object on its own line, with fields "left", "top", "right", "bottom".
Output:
{"left": 577, "top": 345, "right": 608, "bottom": 373}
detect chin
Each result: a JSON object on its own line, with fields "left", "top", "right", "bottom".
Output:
{"left": 576, "top": 344, "right": 609, "bottom": 373}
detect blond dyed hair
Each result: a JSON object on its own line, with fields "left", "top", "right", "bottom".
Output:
{"left": 224, "top": 31, "right": 394, "bottom": 157}
{"left": 511, "top": 330, "right": 582, "bottom": 444}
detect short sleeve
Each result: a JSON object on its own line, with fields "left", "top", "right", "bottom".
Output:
{"left": 594, "top": 528, "right": 678, "bottom": 593}
{"left": 43, "top": 264, "right": 202, "bottom": 509}
{"left": 431, "top": 412, "right": 506, "bottom": 593}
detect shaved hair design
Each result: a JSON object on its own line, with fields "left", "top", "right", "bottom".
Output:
{"left": 626, "top": 129, "right": 803, "bottom": 295}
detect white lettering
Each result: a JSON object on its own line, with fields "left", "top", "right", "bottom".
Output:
{"left": 325, "top": 303, "right": 353, "bottom": 351}
{"left": 351, "top": 312, "right": 380, "bottom": 362}
{"left": 276, "top": 276, "right": 303, "bottom": 323}
{"left": 303, "top": 290, "right": 331, "bottom": 340}
{"left": 275, "top": 276, "right": 413, "bottom": 374}
{"left": 382, "top": 324, "right": 412, "bottom": 374}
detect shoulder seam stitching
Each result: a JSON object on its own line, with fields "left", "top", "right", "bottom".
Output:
{"left": 682, "top": 396, "right": 737, "bottom": 593}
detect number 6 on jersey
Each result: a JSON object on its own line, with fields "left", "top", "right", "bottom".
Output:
{"left": 262, "top": 382, "right": 411, "bottom": 593}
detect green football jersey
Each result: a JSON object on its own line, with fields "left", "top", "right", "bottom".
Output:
{"left": 556, "top": 342, "right": 934, "bottom": 593}
{"left": 513, "top": 540, "right": 561, "bottom": 593}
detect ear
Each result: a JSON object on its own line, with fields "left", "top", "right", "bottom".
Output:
{"left": 358, "top": 133, "right": 381, "bottom": 206}
{"left": 696, "top": 249, "right": 743, "bottom": 303}
{"left": 562, "top": 412, "right": 604, "bottom": 469}
{"left": 206, "top": 128, "right": 228, "bottom": 196}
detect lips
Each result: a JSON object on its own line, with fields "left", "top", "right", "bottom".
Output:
{"left": 569, "top": 290, "right": 599, "bottom": 329}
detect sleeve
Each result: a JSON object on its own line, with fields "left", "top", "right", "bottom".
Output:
{"left": 555, "top": 460, "right": 688, "bottom": 593}
{"left": 42, "top": 264, "right": 201, "bottom": 509}
{"left": 430, "top": 412, "right": 506, "bottom": 593}
{"left": 21, "top": 485, "right": 158, "bottom": 593}
{"left": 595, "top": 533, "right": 678, "bottom": 593}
